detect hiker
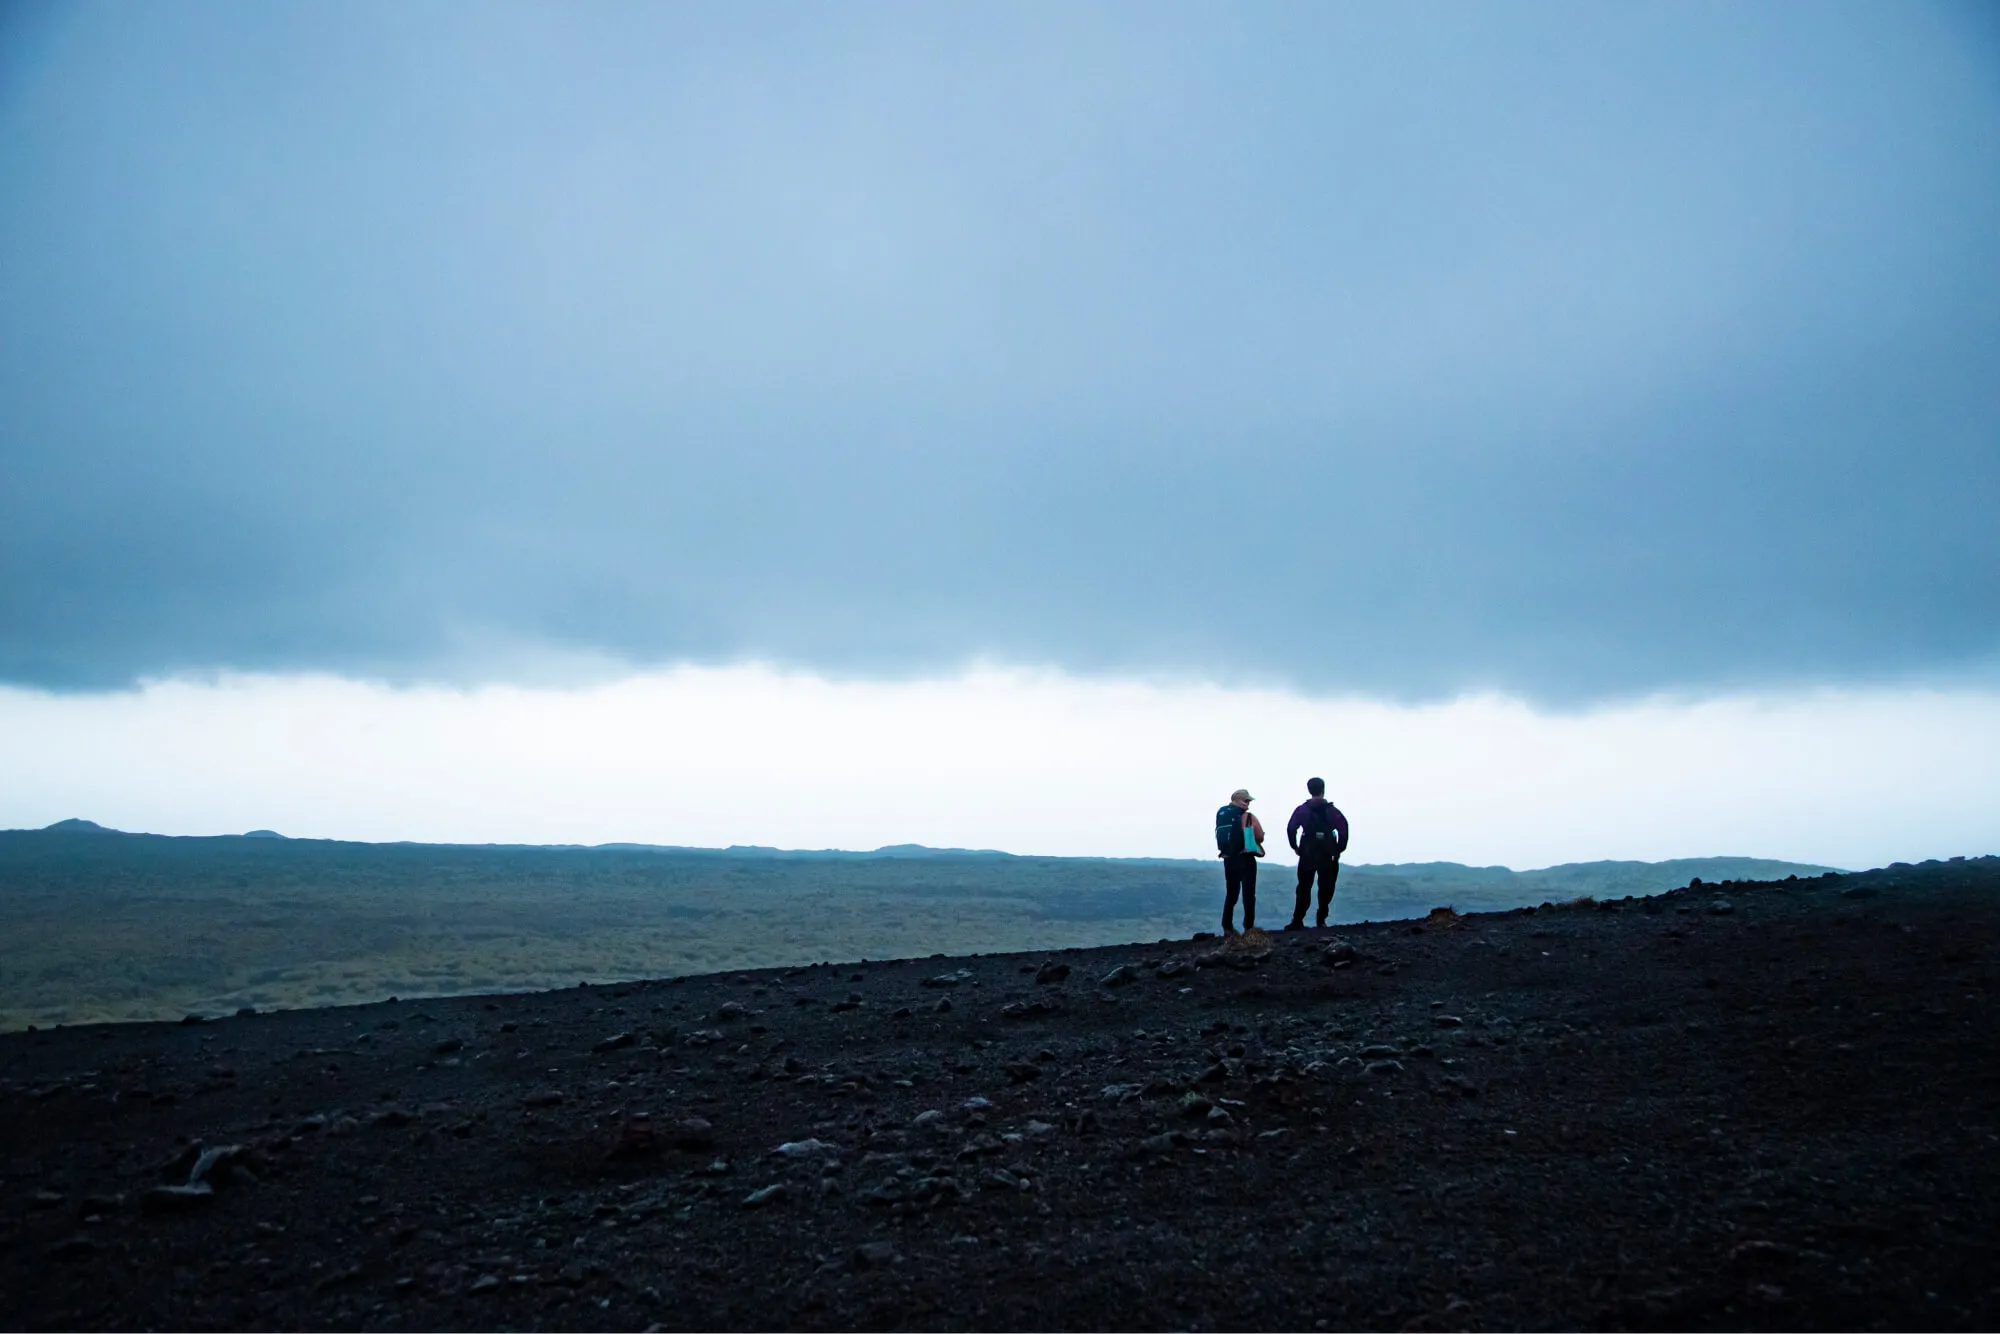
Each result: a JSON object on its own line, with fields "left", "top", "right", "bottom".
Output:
{"left": 1215, "top": 788, "right": 1267, "bottom": 934}
{"left": 1285, "top": 777, "right": 1350, "bottom": 930}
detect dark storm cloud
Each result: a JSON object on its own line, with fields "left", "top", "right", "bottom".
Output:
{"left": 2, "top": 1, "right": 1996, "bottom": 700}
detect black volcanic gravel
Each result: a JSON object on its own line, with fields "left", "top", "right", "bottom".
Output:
{"left": 1, "top": 858, "right": 1996, "bottom": 1331}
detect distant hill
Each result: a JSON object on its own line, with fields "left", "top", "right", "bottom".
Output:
{"left": 586, "top": 841, "right": 1015, "bottom": 859}
{"left": 40, "top": 818, "right": 122, "bottom": 834}
{"left": 1352, "top": 856, "right": 1843, "bottom": 907}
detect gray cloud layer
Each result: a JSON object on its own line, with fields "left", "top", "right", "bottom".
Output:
{"left": 2, "top": 2, "right": 1996, "bottom": 700}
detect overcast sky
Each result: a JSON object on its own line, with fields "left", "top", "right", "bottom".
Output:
{"left": 1, "top": 3, "right": 1996, "bottom": 861}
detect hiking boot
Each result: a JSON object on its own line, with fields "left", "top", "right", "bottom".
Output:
{"left": 1314, "top": 915, "right": 1328, "bottom": 929}
{"left": 1282, "top": 920, "right": 1305, "bottom": 932}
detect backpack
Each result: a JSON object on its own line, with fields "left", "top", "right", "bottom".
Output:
{"left": 1302, "top": 800, "right": 1338, "bottom": 853}
{"left": 1214, "top": 804, "right": 1245, "bottom": 857}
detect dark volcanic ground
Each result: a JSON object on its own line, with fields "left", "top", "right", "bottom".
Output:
{"left": 2, "top": 858, "right": 1996, "bottom": 1332}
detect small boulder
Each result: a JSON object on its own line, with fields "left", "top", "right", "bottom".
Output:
{"left": 141, "top": 1182, "right": 215, "bottom": 1213}
{"left": 672, "top": 1117, "right": 716, "bottom": 1151}
{"left": 46, "top": 1235, "right": 99, "bottom": 1261}
{"left": 852, "top": 1240, "right": 900, "bottom": 1269}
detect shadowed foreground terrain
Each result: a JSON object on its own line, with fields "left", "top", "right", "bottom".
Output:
{"left": 2, "top": 857, "right": 1994, "bottom": 1331}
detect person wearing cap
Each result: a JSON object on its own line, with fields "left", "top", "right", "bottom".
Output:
{"left": 1285, "top": 776, "right": 1350, "bottom": 930}
{"left": 1218, "top": 788, "right": 1268, "bottom": 934}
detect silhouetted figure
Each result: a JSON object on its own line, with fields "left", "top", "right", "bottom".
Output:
{"left": 1215, "top": 788, "right": 1267, "bottom": 934}
{"left": 1285, "top": 777, "right": 1349, "bottom": 930}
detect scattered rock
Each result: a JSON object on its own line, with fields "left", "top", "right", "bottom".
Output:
{"left": 1432, "top": 1014, "right": 1464, "bottom": 1028}
{"left": 852, "top": 1240, "right": 900, "bottom": 1269}
{"left": 1099, "top": 1082, "right": 1142, "bottom": 1103}
{"left": 141, "top": 1182, "right": 215, "bottom": 1213}
{"left": 46, "top": 1235, "right": 99, "bottom": 1261}
{"left": 1729, "top": 1240, "right": 1800, "bottom": 1268}
{"left": 608, "top": 1114, "right": 655, "bottom": 1159}
{"left": 742, "top": 1184, "right": 788, "bottom": 1208}
{"left": 593, "top": 1031, "right": 636, "bottom": 1053}
{"left": 1099, "top": 964, "right": 1139, "bottom": 988}
{"left": 469, "top": 1274, "right": 501, "bottom": 1294}
{"left": 1034, "top": 962, "right": 1071, "bottom": 985}
{"left": 914, "top": 1109, "right": 947, "bottom": 1130}
{"left": 715, "top": 1001, "right": 747, "bottom": 1021}
{"left": 923, "top": 970, "right": 974, "bottom": 988}
{"left": 773, "top": 1138, "right": 837, "bottom": 1160}
{"left": 672, "top": 1117, "right": 716, "bottom": 1150}
{"left": 521, "top": 1090, "right": 564, "bottom": 1109}
{"left": 1365, "top": 1059, "right": 1404, "bottom": 1077}
{"left": 433, "top": 1037, "right": 464, "bottom": 1054}
{"left": 188, "top": 1144, "right": 248, "bottom": 1186}
{"left": 1000, "top": 998, "right": 1060, "bottom": 1020}
{"left": 1708, "top": 900, "right": 1735, "bottom": 916}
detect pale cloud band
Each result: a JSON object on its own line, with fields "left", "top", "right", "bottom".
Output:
{"left": 2, "top": 668, "right": 1993, "bottom": 870}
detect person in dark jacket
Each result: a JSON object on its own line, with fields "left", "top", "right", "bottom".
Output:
{"left": 1285, "top": 777, "right": 1349, "bottom": 930}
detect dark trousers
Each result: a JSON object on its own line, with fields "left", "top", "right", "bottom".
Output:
{"left": 1294, "top": 855, "right": 1341, "bottom": 925}
{"left": 1222, "top": 853, "right": 1258, "bottom": 930}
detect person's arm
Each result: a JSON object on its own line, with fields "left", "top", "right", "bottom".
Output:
{"left": 1250, "top": 812, "right": 1268, "bottom": 855}
{"left": 1332, "top": 806, "right": 1350, "bottom": 856}
{"left": 1286, "top": 805, "right": 1304, "bottom": 855}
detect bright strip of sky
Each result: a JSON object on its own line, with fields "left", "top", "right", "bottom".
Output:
{"left": 3, "top": 668, "right": 1993, "bottom": 870}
